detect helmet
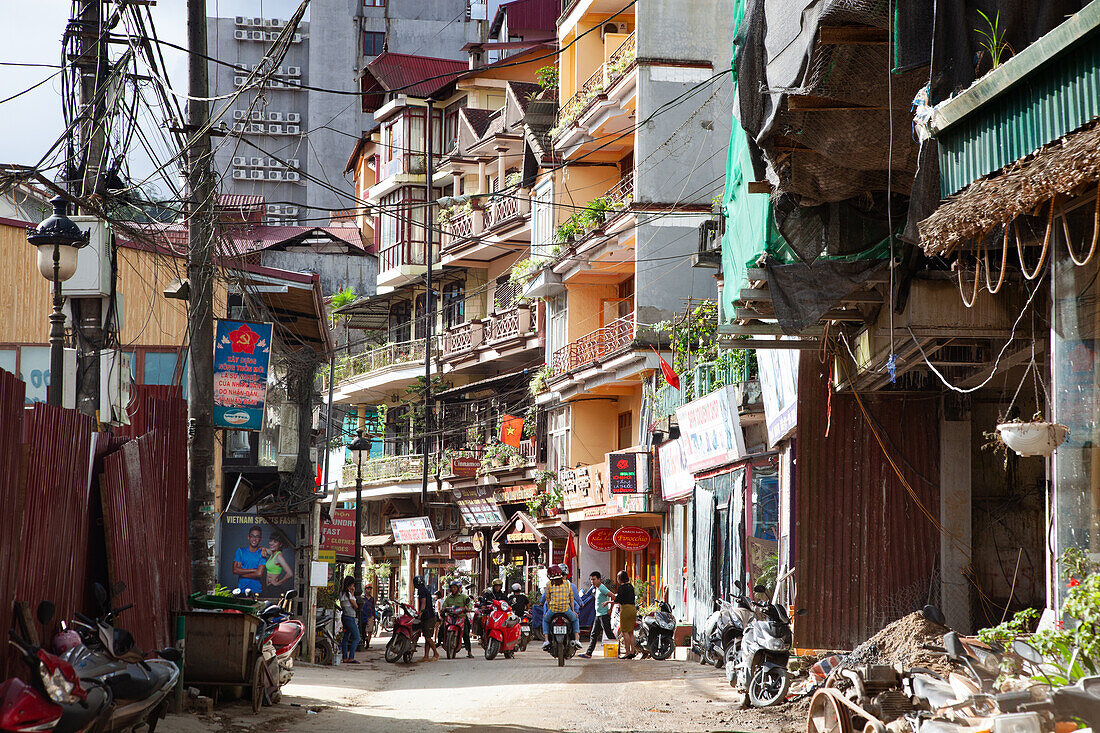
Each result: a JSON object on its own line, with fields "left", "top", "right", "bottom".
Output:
{"left": 511, "top": 583, "right": 522, "bottom": 592}
{"left": 491, "top": 578, "right": 503, "bottom": 587}
{"left": 547, "top": 565, "right": 563, "bottom": 579}
{"left": 559, "top": 563, "right": 570, "bottom": 578}
{"left": 448, "top": 579, "right": 462, "bottom": 590}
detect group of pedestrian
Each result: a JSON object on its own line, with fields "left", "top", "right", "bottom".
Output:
{"left": 580, "top": 570, "right": 638, "bottom": 659}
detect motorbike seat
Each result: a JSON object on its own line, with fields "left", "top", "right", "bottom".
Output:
{"left": 269, "top": 621, "right": 303, "bottom": 648}
{"left": 911, "top": 674, "right": 961, "bottom": 711}
{"left": 103, "top": 661, "right": 172, "bottom": 700}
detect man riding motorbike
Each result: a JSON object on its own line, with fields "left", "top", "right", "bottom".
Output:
{"left": 507, "top": 583, "right": 530, "bottom": 617}
{"left": 482, "top": 578, "right": 508, "bottom": 603}
{"left": 540, "top": 564, "right": 581, "bottom": 651}
{"left": 441, "top": 580, "right": 474, "bottom": 658}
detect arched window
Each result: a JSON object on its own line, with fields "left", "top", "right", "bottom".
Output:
{"left": 442, "top": 282, "right": 464, "bottom": 329}
{"left": 389, "top": 300, "right": 411, "bottom": 343}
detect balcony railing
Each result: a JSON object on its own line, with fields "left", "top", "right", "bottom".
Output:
{"left": 442, "top": 320, "right": 483, "bottom": 356}
{"left": 650, "top": 358, "right": 761, "bottom": 421}
{"left": 343, "top": 453, "right": 425, "bottom": 486}
{"left": 486, "top": 304, "right": 532, "bottom": 342}
{"left": 442, "top": 304, "right": 534, "bottom": 359}
{"left": 555, "top": 32, "right": 637, "bottom": 136}
{"left": 549, "top": 314, "right": 634, "bottom": 376}
{"left": 379, "top": 240, "right": 434, "bottom": 272}
{"left": 519, "top": 438, "right": 538, "bottom": 463}
{"left": 336, "top": 337, "right": 437, "bottom": 383}
{"left": 441, "top": 209, "right": 483, "bottom": 250}
{"left": 486, "top": 194, "right": 528, "bottom": 230}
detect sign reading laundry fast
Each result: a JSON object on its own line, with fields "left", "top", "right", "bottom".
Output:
{"left": 213, "top": 320, "right": 273, "bottom": 431}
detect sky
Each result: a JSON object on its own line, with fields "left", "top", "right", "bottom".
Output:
{"left": 0, "top": 0, "right": 305, "bottom": 191}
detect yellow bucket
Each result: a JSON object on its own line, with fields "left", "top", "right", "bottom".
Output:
{"left": 603, "top": 642, "right": 620, "bottom": 659}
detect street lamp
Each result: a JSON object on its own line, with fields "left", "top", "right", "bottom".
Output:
{"left": 26, "top": 197, "right": 89, "bottom": 407}
{"left": 348, "top": 430, "right": 373, "bottom": 590}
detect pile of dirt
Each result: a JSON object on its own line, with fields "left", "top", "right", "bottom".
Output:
{"left": 843, "top": 611, "right": 952, "bottom": 675}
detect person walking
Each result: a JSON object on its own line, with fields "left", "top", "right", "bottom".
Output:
{"left": 360, "top": 584, "right": 376, "bottom": 650}
{"left": 612, "top": 570, "right": 637, "bottom": 659}
{"left": 579, "top": 571, "right": 614, "bottom": 658}
{"left": 338, "top": 576, "right": 361, "bottom": 664}
{"left": 414, "top": 576, "right": 439, "bottom": 662}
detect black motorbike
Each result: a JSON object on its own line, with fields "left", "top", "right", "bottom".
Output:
{"left": 314, "top": 608, "right": 338, "bottom": 665}
{"left": 636, "top": 601, "right": 677, "bottom": 660}
{"left": 544, "top": 612, "right": 577, "bottom": 667}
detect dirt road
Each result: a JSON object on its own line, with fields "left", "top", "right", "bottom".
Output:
{"left": 159, "top": 637, "right": 805, "bottom": 732}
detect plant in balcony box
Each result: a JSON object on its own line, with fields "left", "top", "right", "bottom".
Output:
{"left": 529, "top": 364, "right": 553, "bottom": 396}
{"left": 536, "top": 65, "right": 558, "bottom": 91}
{"left": 504, "top": 171, "right": 523, "bottom": 189}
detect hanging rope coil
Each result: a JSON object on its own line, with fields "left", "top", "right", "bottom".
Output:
{"left": 1014, "top": 198, "right": 1054, "bottom": 280}
{"left": 957, "top": 251, "right": 982, "bottom": 308}
{"left": 983, "top": 226, "right": 1009, "bottom": 294}
{"left": 1059, "top": 191, "right": 1100, "bottom": 267}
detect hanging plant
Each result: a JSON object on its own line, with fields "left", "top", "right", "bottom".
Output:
{"left": 996, "top": 413, "right": 1069, "bottom": 457}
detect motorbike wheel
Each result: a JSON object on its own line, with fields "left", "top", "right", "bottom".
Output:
{"left": 519, "top": 637, "right": 528, "bottom": 652}
{"left": 705, "top": 644, "right": 723, "bottom": 668}
{"left": 557, "top": 642, "right": 566, "bottom": 667}
{"left": 485, "top": 637, "right": 500, "bottom": 660}
{"left": 748, "top": 666, "right": 790, "bottom": 707}
{"left": 315, "top": 636, "right": 335, "bottom": 666}
{"left": 445, "top": 631, "right": 458, "bottom": 660}
{"left": 382, "top": 614, "right": 394, "bottom": 632}
{"left": 651, "top": 635, "right": 675, "bottom": 661}
{"left": 384, "top": 635, "right": 408, "bottom": 663}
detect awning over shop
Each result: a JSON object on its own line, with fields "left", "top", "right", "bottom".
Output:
{"left": 920, "top": 120, "right": 1100, "bottom": 257}
{"left": 363, "top": 533, "right": 394, "bottom": 547}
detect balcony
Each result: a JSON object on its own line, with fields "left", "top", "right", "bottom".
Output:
{"left": 650, "top": 359, "right": 762, "bottom": 422}
{"left": 441, "top": 304, "right": 536, "bottom": 368}
{"left": 549, "top": 314, "right": 634, "bottom": 377}
{"left": 342, "top": 453, "right": 424, "bottom": 487}
{"left": 442, "top": 319, "right": 484, "bottom": 356}
{"left": 440, "top": 208, "right": 484, "bottom": 251}
{"left": 553, "top": 32, "right": 636, "bottom": 141}
{"left": 486, "top": 194, "right": 530, "bottom": 232}
{"left": 333, "top": 337, "right": 439, "bottom": 404}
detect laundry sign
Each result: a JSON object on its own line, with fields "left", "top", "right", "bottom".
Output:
{"left": 213, "top": 320, "right": 273, "bottom": 431}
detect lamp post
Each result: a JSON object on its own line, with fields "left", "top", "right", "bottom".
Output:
{"left": 26, "top": 197, "right": 89, "bottom": 407}
{"left": 348, "top": 430, "right": 373, "bottom": 590}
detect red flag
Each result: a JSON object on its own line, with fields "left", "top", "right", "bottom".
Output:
{"left": 652, "top": 347, "right": 680, "bottom": 390}
{"left": 563, "top": 533, "right": 577, "bottom": 576}
{"left": 500, "top": 414, "right": 523, "bottom": 448}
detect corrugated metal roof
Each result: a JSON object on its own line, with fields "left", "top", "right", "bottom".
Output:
{"left": 936, "top": 15, "right": 1100, "bottom": 196}
{"left": 216, "top": 193, "right": 266, "bottom": 210}
{"left": 363, "top": 52, "right": 467, "bottom": 99}
{"left": 497, "top": 0, "right": 559, "bottom": 34}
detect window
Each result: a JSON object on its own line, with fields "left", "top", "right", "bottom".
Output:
{"left": 413, "top": 293, "right": 428, "bottom": 340}
{"left": 547, "top": 294, "right": 567, "bottom": 356}
{"left": 443, "top": 98, "right": 467, "bottom": 153}
{"left": 144, "top": 351, "right": 188, "bottom": 400}
{"left": 363, "top": 0, "right": 385, "bottom": 6}
{"left": 531, "top": 179, "right": 554, "bottom": 259}
{"left": 617, "top": 411, "right": 633, "bottom": 450}
{"left": 389, "top": 300, "right": 411, "bottom": 342}
{"left": 547, "top": 406, "right": 570, "bottom": 473}
{"left": 363, "top": 31, "right": 386, "bottom": 56}
{"left": 442, "top": 282, "right": 465, "bottom": 329}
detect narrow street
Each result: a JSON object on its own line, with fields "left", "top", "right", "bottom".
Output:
{"left": 160, "top": 636, "right": 801, "bottom": 733}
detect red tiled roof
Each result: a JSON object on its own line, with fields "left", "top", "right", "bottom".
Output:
{"left": 363, "top": 52, "right": 467, "bottom": 99}
{"left": 115, "top": 222, "right": 365, "bottom": 258}
{"left": 215, "top": 193, "right": 266, "bottom": 210}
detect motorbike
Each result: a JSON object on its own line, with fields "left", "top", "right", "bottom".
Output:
{"left": 314, "top": 608, "right": 338, "bottom": 665}
{"left": 636, "top": 600, "right": 677, "bottom": 661}
{"left": 544, "top": 612, "right": 578, "bottom": 667}
{"left": 384, "top": 603, "right": 422, "bottom": 664}
{"left": 482, "top": 600, "right": 522, "bottom": 660}
{"left": 256, "top": 590, "right": 303, "bottom": 690}
{"left": 441, "top": 607, "right": 468, "bottom": 660}
{"left": 379, "top": 600, "right": 397, "bottom": 633}
{"left": 730, "top": 583, "right": 803, "bottom": 708}
{"left": 519, "top": 610, "right": 532, "bottom": 652}
{"left": 2, "top": 601, "right": 111, "bottom": 733}
{"left": 697, "top": 595, "right": 750, "bottom": 668}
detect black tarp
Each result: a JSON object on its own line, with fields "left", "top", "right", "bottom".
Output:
{"left": 764, "top": 256, "right": 883, "bottom": 333}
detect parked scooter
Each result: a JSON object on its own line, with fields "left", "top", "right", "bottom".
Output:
{"left": 544, "top": 612, "right": 578, "bottom": 667}
{"left": 482, "top": 600, "right": 522, "bottom": 660}
{"left": 314, "top": 607, "right": 338, "bottom": 665}
{"left": 383, "top": 603, "right": 422, "bottom": 664}
{"left": 2, "top": 601, "right": 111, "bottom": 733}
{"left": 256, "top": 590, "right": 304, "bottom": 686}
{"left": 636, "top": 600, "right": 677, "bottom": 661}
{"left": 441, "top": 607, "right": 468, "bottom": 660}
{"left": 730, "top": 582, "right": 804, "bottom": 708}
{"left": 518, "top": 610, "right": 532, "bottom": 652}
{"left": 379, "top": 599, "right": 397, "bottom": 632}
{"left": 696, "top": 594, "right": 750, "bottom": 668}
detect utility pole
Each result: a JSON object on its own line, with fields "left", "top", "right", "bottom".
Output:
{"left": 186, "top": 0, "right": 217, "bottom": 592}
{"left": 420, "top": 99, "right": 435, "bottom": 508}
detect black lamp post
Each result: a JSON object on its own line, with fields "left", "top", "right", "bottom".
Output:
{"left": 26, "top": 197, "right": 89, "bottom": 407}
{"left": 348, "top": 430, "right": 373, "bottom": 590}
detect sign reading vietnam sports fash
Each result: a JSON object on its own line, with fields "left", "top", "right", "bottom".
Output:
{"left": 213, "top": 320, "right": 273, "bottom": 431}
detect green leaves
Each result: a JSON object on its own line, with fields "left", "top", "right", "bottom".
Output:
{"left": 976, "top": 10, "right": 1011, "bottom": 69}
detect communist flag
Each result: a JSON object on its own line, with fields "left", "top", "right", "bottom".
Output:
{"left": 500, "top": 414, "right": 524, "bottom": 448}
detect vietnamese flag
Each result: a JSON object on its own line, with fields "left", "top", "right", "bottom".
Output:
{"left": 563, "top": 533, "right": 577, "bottom": 576}
{"left": 500, "top": 414, "right": 524, "bottom": 448}
{"left": 652, "top": 347, "right": 680, "bottom": 390}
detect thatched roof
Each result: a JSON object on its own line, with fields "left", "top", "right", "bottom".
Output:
{"left": 919, "top": 119, "right": 1100, "bottom": 256}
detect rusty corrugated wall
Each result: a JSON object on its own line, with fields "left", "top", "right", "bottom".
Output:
{"left": 794, "top": 358, "right": 941, "bottom": 650}
{"left": 0, "top": 370, "right": 28, "bottom": 679}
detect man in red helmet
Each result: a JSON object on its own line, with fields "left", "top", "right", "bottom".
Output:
{"left": 540, "top": 564, "right": 580, "bottom": 650}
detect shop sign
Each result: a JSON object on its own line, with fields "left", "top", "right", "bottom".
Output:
{"left": 450, "top": 540, "right": 478, "bottom": 560}
{"left": 456, "top": 496, "right": 505, "bottom": 527}
{"left": 657, "top": 439, "right": 693, "bottom": 502}
{"left": 320, "top": 508, "right": 356, "bottom": 556}
{"left": 608, "top": 452, "right": 647, "bottom": 494}
{"left": 218, "top": 512, "right": 299, "bottom": 599}
{"left": 472, "top": 532, "right": 484, "bottom": 552}
{"left": 758, "top": 348, "right": 799, "bottom": 447}
{"left": 213, "top": 320, "right": 273, "bottom": 431}
{"left": 676, "top": 384, "right": 747, "bottom": 472}
{"left": 317, "top": 549, "right": 335, "bottom": 564}
{"left": 390, "top": 516, "right": 436, "bottom": 544}
{"left": 496, "top": 483, "right": 538, "bottom": 503}
{"left": 612, "top": 525, "right": 651, "bottom": 552}
{"left": 506, "top": 532, "right": 536, "bottom": 543}
{"left": 451, "top": 455, "right": 481, "bottom": 478}
{"left": 586, "top": 527, "right": 615, "bottom": 552}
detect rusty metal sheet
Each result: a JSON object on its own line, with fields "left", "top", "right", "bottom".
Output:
{"left": 794, "top": 358, "right": 941, "bottom": 650}
{"left": 0, "top": 369, "right": 27, "bottom": 679}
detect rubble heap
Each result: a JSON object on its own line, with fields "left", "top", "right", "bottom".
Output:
{"left": 844, "top": 611, "right": 951, "bottom": 673}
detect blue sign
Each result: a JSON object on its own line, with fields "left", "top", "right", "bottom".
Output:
{"left": 213, "top": 320, "right": 273, "bottom": 431}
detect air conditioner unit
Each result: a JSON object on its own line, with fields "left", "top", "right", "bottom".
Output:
{"left": 276, "top": 66, "right": 285, "bottom": 76}
{"left": 232, "top": 156, "right": 246, "bottom": 166}
{"left": 601, "top": 22, "right": 630, "bottom": 38}
{"left": 288, "top": 66, "right": 301, "bottom": 77}
{"left": 268, "top": 112, "right": 282, "bottom": 122}
{"left": 285, "top": 206, "right": 299, "bottom": 216}
{"left": 250, "top": 30, "right": 264, "bottom": 40}
{"left": 268, "top": 32, "right": 279, "bottom": 41}
{"left": 233, "top": 169, "right": 246, "bottom": 179}
{"left": 249, "top": 123, "right": 264, "bottom": 133}
{"left": 270, "top": 80, "right": 284, "bottom": 89}
{"left": 286, "top": 172, "right": 300, "bottom": 182}
{"left": 285, "top": 125, "right": 299, "bottom": 134}
{"left": 251, "top": 18, "right": 263, "bottom": 26}
{"left": 270, "top": 18, "right": 283, "bottom": 28}
{"left": 250, "top": 110, "right": 263, "bottom": 121}
{"left": 234, "top": 30, "right": 248, "bottom": 40}
{"left": 292, "top": 33, "right": 302, "bottom": 43}
{"left": 235, "top": 16, "right": 246, "bottom": 25}
{"left": 267, "top": 158, "right": 279, "bottom": 168}
{"left": 268, "top": 124, "right": 282, "bottom": 134}
{"left": 286, "top": 113, "right": 300, "bottom": 123}
{"left": 232, "top": 122, "right": 245, "bottom": 133}
{"left": 232, "top": 110, "right": 246, "bottom": 120}
{"left": 249, "top": 170, "right": 264, "bottom": 180}
{"left": 287, "top": 158, "right": 299, "bottom": 168}
{"left": 233, "top": 76, "right": 246, "bottom": 86}
{"left": 268, "top": 171, "right": 283, "bottom": 181}
{"left": 250, "top": 157, "right": 263, "bottom": 166}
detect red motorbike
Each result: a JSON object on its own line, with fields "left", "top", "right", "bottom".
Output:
{"left": 482, "top": 600, "right": 522, "bottom": 660}
{"left": 383, "top": 603, "right": 422, "bottom": 664}
{"left": 441, "top": 607, "right": 468, "bottom": 660}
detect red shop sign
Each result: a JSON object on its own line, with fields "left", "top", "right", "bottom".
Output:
{"left": 612, "top": 526, "right": 651, "bottom": 552}
{"left": 320, "top": 508, "right": 356, "bottom": 556}
{"left": 586, "top": 527, "right": 615, "bottom": 552}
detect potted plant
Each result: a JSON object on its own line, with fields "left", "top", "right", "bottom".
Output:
{"left": 996, "top": 413, "right": 1069, "bottom": 457}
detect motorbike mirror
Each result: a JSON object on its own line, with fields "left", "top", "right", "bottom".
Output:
{"left": 796, "top": 608, "right": 808, "bottom": 616}
{"left": 734, "top": 580, "right": 744, "bottom": 591}
{"left": 284, "top": 589, "right": 298, "bottom": 600}
{"left": 922, "top": 604, "right": 946, "bottom": 627}
{"left": 1012, "top": 638, "right": 1045, "bottom": 666}
{"left": 943, "top": 631, "right": 966, "bottom": 661}
{"left": 35, "top": 601, "right": 55, "bottom": 625}
{"left": 752, "top": 584, "right": 767, "bottom": 595}
{"left": 232, "top": 588, "right": 243, "bottom": 596}
{"left": 94, "top": 583, "right": 109, "bottom": 606}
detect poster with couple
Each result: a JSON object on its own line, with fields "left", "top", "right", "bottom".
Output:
{"left": 219, "top": 513, "right": 299, "bottom": 598}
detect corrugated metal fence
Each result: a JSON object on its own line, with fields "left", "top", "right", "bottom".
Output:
{"left": 795, "top": 358, "right": 941, "bottom": 650}
{"left": 0, "top": 373, "right": 189, "bottom": 678}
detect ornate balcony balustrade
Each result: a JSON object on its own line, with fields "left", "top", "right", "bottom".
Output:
{"left": 549, "top": 314, "right": 633, "bottom": 377}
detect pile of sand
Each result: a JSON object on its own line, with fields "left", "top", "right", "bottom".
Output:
{"left": 843, "top": 610, "right": 953, "bottom": 675}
